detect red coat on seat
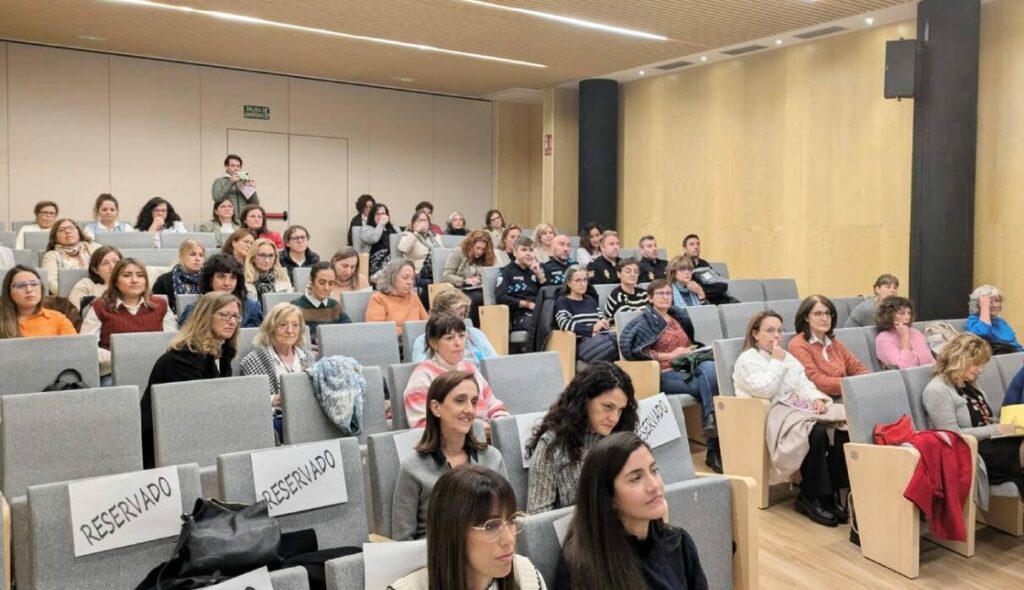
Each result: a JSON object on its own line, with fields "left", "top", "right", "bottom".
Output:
{"left": 902, "top": 430, "right": 973, "bottom": 542}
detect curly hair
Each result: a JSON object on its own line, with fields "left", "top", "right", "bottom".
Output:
{"left": 525, "top": 362, "right": 638, "bottom": 463}
{"left": 459, "top": 230, "right": 495, "bottom": 266}
{"left": 199, "top": 254, "right": 247, "bottom": 302}
{"left": 968, "top": 284, "right": 1002, "bottom": 315}
{"left": 933, "top": 332, "right": 991, "bottom": 385}
{"left": 876, "top": 296, "right": 915, "bottom": 331}
{"left": 135, "top": 197, "right": 181, "bottom": 231}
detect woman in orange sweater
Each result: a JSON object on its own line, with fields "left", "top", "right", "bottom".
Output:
{"left": 366, "top": 258, "right": 427, "bottom": 335}
{"left": 0, "top": 266, "right": 76, "bottom": 338}
{"left": 787, "top": 294, "right": 869, "bottom": 397}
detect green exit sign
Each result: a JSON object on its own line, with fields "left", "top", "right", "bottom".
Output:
{"left": 243, "top": 105, "right": 270, "bottom": 120}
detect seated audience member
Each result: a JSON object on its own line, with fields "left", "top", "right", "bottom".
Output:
{"left": 496, "top": 236, "right": 544, "bottom": 332}
{"left": 240, "top": 204, "right": 283, "bottom": 249}
{"left": 240, "top": 302, "right": 314, "bottom": 440}
{"left": 212, "top": 153, "right": 258, "bottom": 214}
{"left": 587, "top": 230, "right": 622, "bottom": 285}
{"left": 493, "top": 225, "right": 521, "bottom": 268}
{"left": 135, "top": 197, "right": 187, "bottom": 247}
{"left": 361, "top": 203, "right": 398, "bottom": 279}
{"left": 636, "top": 235, "right": 668, "bottom": 282}
{"left": 683, "top": 233, "right": 735, "bottom": 305}
{"left": 415, "top": 201, "right": 444, "bottom": 235}
{"left": 244, "top": 238, "right": 294, "bottom": 298}
{"left": 291, "top": 261, "right": 350, "bottom": 345}
{"left": 399, "top": 210, "right": 444, "bottom": 304}
{"left": 1003, "top": 359, "right": 1024, "bottom": 408}
{"left": 404, "top": 313, "right": 509, "bottom": 430}
{"left": 667, "top": 255, "right": 707, "bottom": 307}
{"left": 555, "top": 267, "right": 618, "bottom": 363}
{"left": 733, "top": 311, "right": 849, "bottom": 527}
{"left": 525, "top": 362, "right": 638, "bottom": 514}
{"left": 41, "top": 219, "right": 99, "bottom": 293}
{"left": 682, "top": 233, "right": 711, "bottom": 269}
{"left": 446, "top": 211, "right": 468, "bottom": 236}
{"left": 393, "top": 370, "right": 508, "bottom": 541}
{"left": 412, "top": 290, "right": 498, "bottom": 365}
{"left": 152, "top": 240, "right": 205, "bottom": 313}
{"left": 279, "top": 225, "right": 319, "bottom": 280}
{"left": 0, "top": 245, "right": 13, "bottom": 268}
{"left": 787, "top": 295, "right": 870, "bottom": 398}
{"left": 576, "top": 222, "right": 603, "bottom": 268}
{"left": 198, "top": 196, "right": 240, "bottom": 246}
{"left": 179, "top": 254, "right": 263, "bottom": 328}
{"left": 845, "top": 273, "right": 899, "bottom": 328}
{"left": 221, "top": 228, "right": 256, "bottom": 267}
{"left": 620, "top": 279, "right": 720, "bottom": 472}
{"left": 144, "top": 292, "right": 240, "bottom": 466}
{"left": 483, "top": 209, "right": 507, "bottom": 244}
{"left": 442, "top": 230, "right": 494, "bottom": 325}
{"left": 329, "top": 247, "right": 370, "bottom": 296}
{"left": 924, "top": 333, "right": 1024, "bottom": 491}
{"left": 83, "top": 193, "right": 134, "bottom": 239}
{"left": 68, "top": 246, "right": 121, "bottom": 310}
{"left": 875, "top": 296, "right": 934, "bottom": 369}
{"left": 15, "top": 200, "right": 59, "bottom": 249}
{"left": 387, "top": 466, "right": 543, "bottom": 590}
{"left": 367, "top": 258, "right": 428, "bottom": 335}
{"left": 966, "top": 285, "right": 1023, "bottom": 353}
{"left": 347, "top": 193, "right": 375, "bottom": 248}
{"left": 81, "top": 258, "right": 176, "bottom": 384}
{"left": 532, "top": 223, "right": 557, "bottom": 264}
{"left": 602, "top": 258, "right": 649, "bottom": 321}
{"left": 555, "top": 432, "right": 708, "bottom": 590}
{"left": 0, "top": 266, "right": 75, "bottom": 338}
{"left": 541, "top": 234, "right": 575, "bottom": 286}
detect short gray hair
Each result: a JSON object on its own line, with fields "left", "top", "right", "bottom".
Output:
{"left": 968, "top": 284, "right": 1002, "bottom": 315}
{"left": 514, "top": 236, "right": 534, "bottom": 250}
{"left": 377, "top": 258, "right": 415, "bottom": 295}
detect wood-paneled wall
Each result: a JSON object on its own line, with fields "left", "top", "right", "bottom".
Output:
{"left": 495, "top": 101, "right": 543, "bottom": 229}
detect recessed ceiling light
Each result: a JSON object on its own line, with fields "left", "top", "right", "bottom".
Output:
{"left": 100, "top": 0, "right": 546, "bottom": 68}
{"left": 774, "top": 39, "right": 783, "bottom": 45}
{"left": 865, "top": 17, "right": 875, "bottom": 26}
{"left": 700, "top": 56, "right": 708, "bottom": 62}
{"left": 77, "top": 34, "right": 109, "bottom": 42}
{"left": 455, "top": 0, "right": 667, "bottom": 41}
{"left": 638, "top": 70, "right": 646, "bottom": 76}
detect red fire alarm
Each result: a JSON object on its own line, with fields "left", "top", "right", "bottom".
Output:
{"left": 543, "top": 133, "right": 553, "bottom": 156}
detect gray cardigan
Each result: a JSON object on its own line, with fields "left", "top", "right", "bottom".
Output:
{"left": 392, "top": 444, "right": 506, "bottom": 541}
{"left": 922, "top": 375, "right": 1002, "bottom": 440}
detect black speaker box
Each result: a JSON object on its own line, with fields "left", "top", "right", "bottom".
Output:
{"left": 885, "top": 39, "right": 920, "bottom": 99}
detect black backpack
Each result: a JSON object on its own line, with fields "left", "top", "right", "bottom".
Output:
{"left": 42, "top": 369, "right": 88, "bottom": 392}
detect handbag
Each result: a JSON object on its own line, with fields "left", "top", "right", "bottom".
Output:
{"left": 42, "top": 368, "right": 88, "bottom": 392}
{"left": 670, "top": 347, "right": 714, "bottom": 383}
{"left": 872, "top": 414, "right": 915, "bottom": 446}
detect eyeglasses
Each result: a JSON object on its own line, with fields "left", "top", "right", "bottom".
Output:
{"left": 56, "top": 226, "right": 78, "bottom": 234}
{"left": 275, "top": 322, "right": 301, "bottom": 332}
{"left": 810, "top": 311, "right": 833, "bottom": 318}
{"left": 620, "top": 267, "right": 639, "bottom": 275}
{"left": 653, "top": 290, "right": 673, "bottom": 298}
{"left": 288, "top": 235, "right": 308, "bottom": 242}
{"left": 759, "top": 327, "right": 783, "bottom": 335}
{"left": 214, "top": 312, "right": 242, "bottom": 323}
{"left": 569, "top": 278, "right": 588, "bottom": 284}
{"left": 38, "top": 211, "right": 57, "bottom": 217}
{"left": 471, "top": 512, "right": 526, "bottom": 542}
{"left": 11, "top": 280, "right": 42, "bottom": 290}
{"left": 255, "top": 253, "right": 276, "bottom": 260}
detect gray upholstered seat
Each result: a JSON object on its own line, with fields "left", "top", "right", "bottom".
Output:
{"left": 900, "top": 364, "right": 936, "bottom": 431}
{"left": 517, "top": 505, "right": 573, "bottom": 587}
{"left": 765, "top": 299, "right": 802, "bottom": 333}
{"left": 726, "top": 279, "right": 764, "bottom": 303}
{"left": 0, "top": 334, "right": 100, "bottom": 396}
{"left": 833, "top": 296, "right": 865, "bottom": 328}
{"left": 217, "top": 437, "right": 368, "bottom": 548}
{"left": 12, "top": 249, "right": 34, "bottom": 267}
{"left": 92, "top": 232, "right": 154, "bottom": 249}
{"left": 430, "top": 248, "right": 451, "bottom": 284}
{"left": 841, "top": 371, "right": 912, "bottom": 444}
{"left": 159, "top": 232, "right": 217, "bottom": 249}
{"left": 660, "top": 396, "right": 698, "bottom": 483}
{"left": 175, "top": 292, "right": 199, "bottom": 316}
{"left": 366, "top": 430, "right": 409, "bottom": 536}
{"left": 718, "top": 302, "right": 765, "bottom": 338}
{"left": 117, "top": 248, "right": 178, "bottom": 266}
{"left": 593, "top": 283, "right": 616, "bottom": 311}
{"left": 709, "top": 261, "right": 730, "bottom": 279}
{"left": 979, "top": 362, "right": 1007, "bottom": 417}
{"left": 481, "top": 266, "right": 501, "bottom": 306}
{"left": 389, "top": 233, "right": 401, "bottom": 260}
{"left": 439, "top": 235, "right": 464, "bottom": 248}
{"left": 340, "top": 290, "right": 373, "bottom": 323}
{"left": 686, "top": 304, "right": 724, "bottom": 344}
{"left": 263, "top": 291, "right": 301, "bottom": 313}
{"left": 387, "top": 362, "right": 420, "bottom": 431}
{"left": 110, "top": 331, "right": 176, "bottom": 397}
{"left": 318, "top": 322, "right": 400, "bottom": 370}
{"left": 324, "top": 552, "right": 364, "bottom": 590}
{"left": 481, "top": 351, "right": 564, "bottom": 415}
{"left": 613, "top": 308, "right": 643, "bottom": 332}
{"left": 761, "top": 278, "right": 798, "bottom": 301}
{"left": 0, "top": 230, "right": 14, "bottom": 248}
{"left": 994, "top": 352, "right": 1024, "bottom": 393}
{"left": 664, "top": 477, "right": 735, "bottom": 590}
{"left": 57, "top": 268, "right": 89, "bottom": 298}
{"left": 712, "top": 337, "right": 746, "bottom": 397}
{"left": 833, "top": 327, "right": 879, "bottom": 372}
{"left": 489, "top": 415, "right": 533, "bottom": 511}
{"left": 23, "top": 232, "right": 51, "bottom": 254}
{"left": 292, "top": 266, "right": 312, "bottom": 294}
{"left": 280, "top": 367, "right": 387, "bottom": 445}
{"left": 401, "top": 320, "right": 427, "bottom": 363}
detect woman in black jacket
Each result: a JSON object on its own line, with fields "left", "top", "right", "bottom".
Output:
{"left": 152, "top": 240, "right": 205, "bottom": 313}
{"left": 143, "top": 291, "right": 240, "bottom": 467}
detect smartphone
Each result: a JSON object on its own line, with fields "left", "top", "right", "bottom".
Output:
{"left": 239, "top": 171, "right": 251, "bottom": 181}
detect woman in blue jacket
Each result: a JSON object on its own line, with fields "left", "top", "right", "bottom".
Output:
{"left": 967, "top": 285, "right": 1023, "bottom": 354}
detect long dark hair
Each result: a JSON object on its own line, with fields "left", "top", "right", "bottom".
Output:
{"left": 45, "top": 219, "right": 90, "bottom": 252}
{"left": 415, "top": 370, "right": 485, "bottom": 455}
{"left": 369, "top": 203, "right": 396, "bottom": 239}
{"left": 425, "top": 466, "right": 518, "bottom": 590}
{"left": 199, "top": 254, "right": 247, "bottom": 302}
{"left": 563, "top": 432, "right": 677, "bottom": 590}
{"left": 793, "top": 294, "right": 838, "bottom": 340}
{"left": 87, "top": 246, "right": 122, "bottom": 285}
{"left": 579, "top": 222, "right": 603, "bottom": 255}
{"left": 240, "top": 204, "right": 269, "bottom": 234}
{"left": 135, "top": 197, "right": 182, "bottom": 231}
{"left": 525, "top": 362, "right": 638, "bottom": 463}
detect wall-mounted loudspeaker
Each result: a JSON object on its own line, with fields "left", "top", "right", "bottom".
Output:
{"left": 885, "top": 39, "right": 920, "bottom": 99}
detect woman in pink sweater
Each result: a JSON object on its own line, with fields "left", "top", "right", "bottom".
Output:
{"left": 875, "top": 296, "right": 934, "bottom": 369}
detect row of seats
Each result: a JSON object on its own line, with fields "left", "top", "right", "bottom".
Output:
{"left": 52, "top": 265, "right": 311, "bottom": 301}
{"left": 1, "top": 231, "right": 221, "bottom": 255}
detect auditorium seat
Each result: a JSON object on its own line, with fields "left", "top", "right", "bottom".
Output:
{"left": 517, "top": 505, "right": 573, "bottom": 587}
{"left": 765, "top": 298, "right": 801, "bottom": 333}
{"left": 110, "top": 331, "right": 176, "bottom": 396}
{"left": 117, "top": 248, "right": 177, "bottom": 267}
{"left": 592, "top": 283, "right": 616, "bottom": 311}
{"left": 833, "top": 296, "right": 865, "bottom": 327}
{"left": 439, "top": 235, "right": 464, "bottom": 248}
{"left": 401, "top": 320, "right": 426, "bottom": 363}
{"left": 761, "top": 278, "right": 799, "bottom": 301}
{"left": 159, "top": 232, "right": 217, "bottom": 249}
{"left": 12, "top": 249, "right": 33, "bottom": 267}
{"left": 389, "top": 233, "right": 401, "bottom": 260}
{"left": 340, "top": 290, "right": 373, "bottom": 323}
{"left": 56, "top": 268, "right": 89, "bottom": 298}
{"left": 994, "top": 352, "right": 1024, "bottom": 394}
{"left": 489, "top": 414, "right": 540, "bottom": 512}
{"left": 91, "top": 232, "right": 154, "bottom": 250}
{"left": 0, "top": 335, "right": 100, "bottom": 396}
{"left": 481, "top": 352, "right": 564, "bottom": 414}
{"left": 262, "top": 291, "right": 300, "bottom": 313}
{"left": 709, "top": 261, "right": 730, "bottom": 279}
{"left": 175, "top": 292, "right": 199, "bottom": 316}
{"left": 292, "top": 266, "right": 311, "bottom": 294}
{"left": 686, "top": 304, "right": 725, "bottom": 344}
{"left": 0, "top": 231, "right": 14, "bottom": 249}
{"left": 386, "top": 362, "right": 419, "bottom": 431}
{"left": 324, "top": 552, "right": 364, "bottom": 590}
{"left": 365, "top": 429, "right": 411, "bottom": 537}
{"left": 23, "top": 232, "right": 49, "bottom": 256}
{"left": 718, "top": 301, "right": 765, "bottom": 338}
{"left": 318, "top": 322, "right": 400, "bottom": 371}
{"left": 725, "top": 279, "right": 764, "bottom": 303}
{"left": 429, "top": 248, "right": 451, "bottom": 284}
{"left": 280, "top": 367, "right": 387, "bottom": 445}
{"left": 833, "top": 327, "right": 880, "bottom": 371}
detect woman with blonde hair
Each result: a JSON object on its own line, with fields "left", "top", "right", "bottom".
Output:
{"left": 412, "top": 289, "right": 497, "bottom": 364}
{"left": 329, "top": 247, "right": 370, "bottom": 296}
{"left": 152, "top": 239, "right": 206, "bottom": 312}
{"left": 41, "top": 219, "right": 99, "bottom": 293}
{"left": 494, "top": 225, "right": 521, "bottom": 268}
{"left": 222, "top": 228, "right": 256, "bottom": 267}
{"left": 532, "top": 223, "right": 556, "bottom": 264}
{"left": 244, "top": 238, "right": 293, "bottom": 298}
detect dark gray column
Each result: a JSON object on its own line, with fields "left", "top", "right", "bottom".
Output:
{"left": 578, "top": 79, "right": 619, "bottom": 231}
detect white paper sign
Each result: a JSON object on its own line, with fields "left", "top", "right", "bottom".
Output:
{"left": 250, "top": 440, "right": 348, "bottom": 517}
{"left": 515, "top": 411, "right": 546, "bottom": 468}
{"left": 635, "top": 394, "right": 682, "bottom": 449}
{"left": 203, "top": 566, "right": 273, "bottom": 590}
{"left": 68, "top": 466, "right": 182, "bottom": 557}
{"left": 394, "top": 428, "right": 425, "bottom": 463}
{"left": 553, "top": 512, "right": 574, "bottom": 547}
{"left": 364, "top": 540, "right": 427, "bottom": 589}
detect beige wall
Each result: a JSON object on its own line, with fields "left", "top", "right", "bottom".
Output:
{"left": 545, "top": 88, "right": 579, "bottom": 235}
{"left": 0, "top": 42, "right": 493, "bottom": 255}
{"left": 494, "top": 101, "right": 543, "bottom": 229}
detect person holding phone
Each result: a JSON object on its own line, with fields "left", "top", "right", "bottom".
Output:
{"left": 212, "top": 153, "right": 258, "bottom": 216}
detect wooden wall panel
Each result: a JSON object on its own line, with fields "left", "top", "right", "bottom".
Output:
{"left": 0, "top": 43, "right": 8, "bottom": 225}
{"left": 495, "top": 101, "right": 543, "bottom": 229}
{"left": 433, "top": 96, "right": 493, "bottom": 229}
{"left": 368, "top": 87, "right": 435, "bottom": 219}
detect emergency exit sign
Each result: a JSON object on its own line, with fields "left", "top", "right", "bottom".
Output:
{"left": 243, "top": 105, "right": 271, "bottom": 120}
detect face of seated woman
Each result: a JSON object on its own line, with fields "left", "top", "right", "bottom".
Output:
{"left": 431, "top": 330, "right": 467, "bottom": 365}
{"left": 613, "top": 445, "right": 667, "bottom": 536}
{"left": 753, "top": 316, "right": 783, "bottom": 353}
{"left": 586, "top": 387, "right": 628, "bottom": 437}
{"left": 430, "top": 378, "right": 478, "bottom": 439}
{"left": 465, "top": 503, "right": 518, "bottom": 585}
{"left": 392, "top": 265, "right": 415, "bottom": 297}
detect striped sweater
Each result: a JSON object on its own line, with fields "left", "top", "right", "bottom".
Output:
{"left": 403, "top": 357, "right": 509, "bottom": 428}
{"left": 602, "top": 286, "right": 649, "bottom": 322}
{"left": 554, "top": 296, "right": 602, "bottom": 338}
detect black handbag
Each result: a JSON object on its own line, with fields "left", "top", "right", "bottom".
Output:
{"left": 671, "top": 347, "right": 714, "bottom": 383}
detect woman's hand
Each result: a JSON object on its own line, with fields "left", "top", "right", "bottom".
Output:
{"left": 149, "top": 216, "right": 165, "bottom": 233}
{"left": 271, "top": 393, "right": 282, "bottom": 408}
{"left": 592, "top": 318, "right": 610, "bottom": 334}
{"left": 813, "top": 399, "right": 828, "bottom": 414}
{"left": 465, "top": 275, "right": 482, "bottom": 286}
{"left": 996, "top": 423, "right": 1018, "bottom": 436}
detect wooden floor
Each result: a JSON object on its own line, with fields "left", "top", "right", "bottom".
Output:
{"left": 688, "top": 447, "right": 1024, "bottom": 589}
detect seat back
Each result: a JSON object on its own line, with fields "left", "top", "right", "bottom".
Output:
{"left": 592, "top": 283, "right": 617, "bottom": 311}
{"left": 1, "top": 387, "right": 142, "bottom": 498}
{"left": 994, "top": 352, "right": 1024, "bottom": 393}
{"left": 387, "top": 363, "right": 420, "bottom": 431}
{"left": 439, "top": 235, "right": 464, "bottom": 248}
{"left": 318, "top": 322, "right": 400, "bottom": 370}
{"left": 152, "top": 376, "right": 275, "bottom": 468}
{"left": 0, "top": 334, "right": 101, "bottom": 396}
{"left": 613, "top": 308, "right": 644, "bottom": 333}
{"left": 765, "top": 299, "right": 802, "bottom": 333}
{"left": 57, "top": 268, "right": 90, "bottom": 298}
{"left": 709, "top": 261, "right": 729, "bottom": 279}
{"left": 12, "top": 249, "right": 34, "bottom": 267}
{"left": 366, "top": 430, "right": 409, "bottom": 537}
{"left": 979, "top": 362, "right": 1007, "bottom": 417}
{"left": 217, "top": 437, "right": 368, "bottom": 548}
{"left": 280, "top": 367, "right": 387, "bottom": 445}
{"left": 761, "top": 278, "right": 799, "bottom": 301}
{"left": 900, "top": 365, "right": 935, "bottom": 430}
{"left": 23, "top": 232, "right": 49, "bottom": 255}
{"left": 401, "top": 320, "right": 427, "bottom": 363}
{"left": 712, "top": 337, "right": 746, "bottom": 397}
{"left": 292, "top": 267, "right": 312, "bottom": 294}
{"left": 517, "top": 506, "right": 573, "bottom": 588}
{"left": 118, "top": 248, "right": 177, "bottom": 266}
{"left": 160, "top": 232, "right": 217, "bottom": 249}
{"left": 0, "top": 230, "right": 14, "bottom": 248}
{"left": 841, "top": 371, "right": 912, "bottom": 444}
{"left": 489, "top": 415, "right": 541, "bottom": 511}
{"left": 481, "top": 351, "right": 564, "bottom": 414}
{"left": 389, "top": 233, "right": 401, "bottom": 259}
{"left": 833, "top": 296, "right": 865, "bottom": 328}
{"left": 833, "top": 327, "right": 878, "bottom": 372}
{"left": 92, "top": 233, "right": 154, "bottom": 249}
{"left": 262, "top": 292, "right": 300, "bottom": 313}
{"left": 110, "top": 331, "right": 176, "bottom": 396}
{"left": 26, "top": 464, "right": 201, "bottom": 590}
{"left": 718, "top": 302, "right": 765, "bottom": 338}
{"left": 658, "top": 396, "right": 698, "bottom": 483}
{"left": 340, "top": 290, "right": 373, "bottom": 323}
{"left": 175, "top": 293, "right": 199, "bottom": 316}
{"left": 726, "top": 279, "right": 764, "bottom": 302}
{"left": 664, "top": 477, "right": 735, "bottom": 590}
{"left": 482, "top": 266, "right": 501, "bottom": 306}
{"left": 686, "top": 304, "right": 724, "bottom": 344}
{"left": 430, "top": 248, "right": 451, "bottom": 284}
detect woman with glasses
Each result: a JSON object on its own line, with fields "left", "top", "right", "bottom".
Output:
{"left": 554, "top": 266, "right": 618, "bottom": 363}
{"left": 279, "top": 225, "right": 319, "bottom": 281}
{"left": 966, "top": 284, "right": 1023, "bottom": 353}
{"left": 483, "top": 209, "right": 506, "bottom": 243}
{"left": 787, "top": 295, "right": 869, "bottom": 398}
{"left": 367, "top": 259, "right": 428, "bottom": 336}
{"left": 240, "top": 302, "right": 314, "bottom": 441}
{"left": 0, "top": 266, "right": 75, "bottom": 338}
{"left": 666, "top": 255, "right": 707, "bottom": 307}
{"left": 15, "top": 201, "right": 60, "bottom": 249}
{"left": 222, "top": 228, "right": 256, "bottom": 268}
{"left": 178, "top": 254, "right": 263, "bottom": 329}
{"left": 244, "top": 238, "right": 294, "bottom": 298}
{"left": 135, "top": 197, "right": 187, "bottom": 248}
{"left": 361, "top": 203, "right": 398, "bottom": 279}
{"left": 144, "top": 292, "right": 240, "bottom": 466}
{"left": 733, "top": 311, "right": 848, "bottom": 527}
{"left": 446, "top": 211, "right": 468, "bottom": 236}
{"left": 601, "top": 258, "right": 649, "bottom": 322}
{"left": 152, "top": 240, "right": 206, "bottom": 313}
{"left": 40, "top": 219, "right": 100, "bottom": 294}
{"left": 555, "top": 432, "right": 708, "bottom": 590}
{"left": 493, "top": 225, "right": 521, "bottom": 268}
{"left": 68, "top": 246, "right": 121, "bottom": 311}
{"left": 240, "top": 204, "right": 283, "bottom": 249}
{"left": 291, "top": 261, "right": 350, "bottom": 346}
{"left": 198, "top": 196, "right": 240, "bottom": 246}
{"left": 388, "top": 465, "right": 544, "bottom": 590}
{"left": 393, "top": 370, "right": 508, "bottom": 541}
